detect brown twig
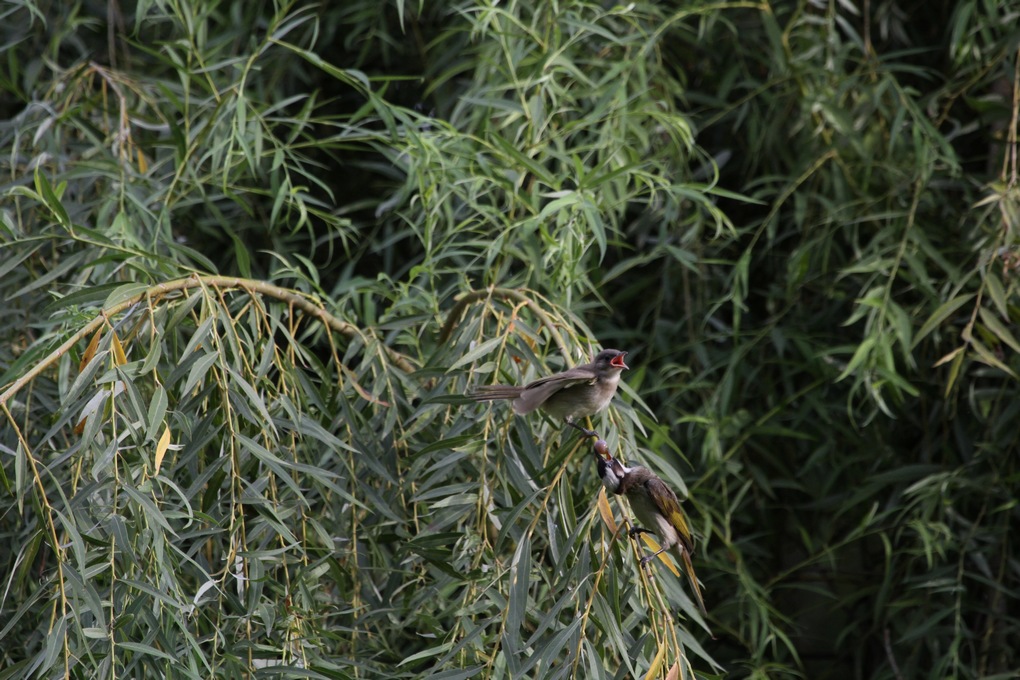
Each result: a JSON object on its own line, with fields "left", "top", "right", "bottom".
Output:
{"left": 884, "top": 627, "right": 904, "bottom": 680}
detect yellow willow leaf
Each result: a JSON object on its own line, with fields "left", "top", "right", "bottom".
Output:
{"left": 640, "top": 533, "right": 681, "bottom": 577}
{"left": 597, "top": 487, "right": 617, "bottom": 534}
{"left": 111, "top": 330, "right": 128, "bottom": 366}
{"left": 933, "top": 346, "right": 964, "bottom": 367}
{"left": 155, "top": 425, "right": 171, "bottom": 474}
{"left": 944, "top": 349, "right": 966, "bottom": 399}
{"left": 80, "top": 328, "right": 102, "bottom": 373}
{"left": 644, "top": 643, "right": 667, "bottom": 680}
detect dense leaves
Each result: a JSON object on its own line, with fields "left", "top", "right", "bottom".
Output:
{"left": 1, "top": 1, "right": 1018, "bottom": 679}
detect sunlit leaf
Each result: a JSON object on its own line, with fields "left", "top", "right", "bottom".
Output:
{"left": 79, "top": 329, "right": 102, "bottom": 374}
{"left": 644, "top": 644, "right": 667, "bottom": 680}
{"left": 110, "top": 331, "right": 128, "bottom": 366}
{"left": 154, "top": 425, "right": 171, "bottom": 473}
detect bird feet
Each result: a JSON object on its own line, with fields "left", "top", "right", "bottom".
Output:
{"left": 630, "top": 527, "right": 657, "bottom": 572}
{"left": 565, "top": 420, "right": 599, "bottom": 439}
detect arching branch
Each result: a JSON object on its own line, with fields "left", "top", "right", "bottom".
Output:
{"left": 0, "top": 274, "right": 418, "bottom": 407}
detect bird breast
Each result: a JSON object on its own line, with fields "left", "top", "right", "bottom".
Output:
{"left": 626, "top": 483, "right": 681, "bottom": 552}
{"left": 541, "top": 373, "right": 620, "bottom": 421}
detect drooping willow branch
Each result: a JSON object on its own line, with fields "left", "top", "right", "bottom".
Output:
{"left": 0, "top": 274, "right": 417, "bottom": 407}
{"left": 438, "top": 286, "right": 573, "bottom": 361}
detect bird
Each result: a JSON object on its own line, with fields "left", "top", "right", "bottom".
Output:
{"left": 468, "top": 348, "right": 629, "bottom": 438}
{"left": 593, "top": 439, "right": 708, "bottom": 615}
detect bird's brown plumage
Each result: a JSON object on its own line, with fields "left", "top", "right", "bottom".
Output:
{"left": 595, "top": 449, "right": 707, "bottom": 615}
{"left": 468, "top": 349, "right": 629, "bottom": 432}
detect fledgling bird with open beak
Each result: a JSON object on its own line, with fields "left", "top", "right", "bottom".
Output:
{"left": 593, "top": 439, "right": 708, "bottom": 615}
{"left": 468, "top": 348, "right": 629, "bottom": 438}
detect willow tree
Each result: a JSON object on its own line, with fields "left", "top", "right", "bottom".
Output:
{"left": 1, "top": 1, "right": 1017, "bottom": 679}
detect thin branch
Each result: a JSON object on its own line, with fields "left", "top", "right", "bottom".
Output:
{"left": 883, "top": 628, "right": 904, "bottom": 680}
{"left": 1, "top": 402, "right": 70, "bottom": 672}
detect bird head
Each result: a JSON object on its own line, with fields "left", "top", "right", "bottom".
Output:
{"left": 593, "top": 438, "right": 628, "bottom": 493}
{"left": 593, "top": 349, "right": 629, "bottom": 373}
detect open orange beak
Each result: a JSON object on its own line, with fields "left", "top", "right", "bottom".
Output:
{"left": 611, "top": 352, "right": 629, "bottom": 370}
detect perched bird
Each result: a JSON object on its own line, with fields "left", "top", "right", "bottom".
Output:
{"left": 593, "top": 439, "right": 707, "bottom": 615}
{"left": 468, "top": 348, "right": 629, "bottom": 438}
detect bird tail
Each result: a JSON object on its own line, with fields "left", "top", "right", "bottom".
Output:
{"left": 676, "top": 546, "right": 708, "bottom": 616}
{"left": 467, "top": 385, "right": 524, "bottom": 402}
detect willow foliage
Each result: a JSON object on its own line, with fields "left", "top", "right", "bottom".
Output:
{"left": 1, "top": 1, "right": 1017, "bottom": 679}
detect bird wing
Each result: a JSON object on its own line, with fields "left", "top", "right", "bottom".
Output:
{"left": 512, "top": 366, "right": 598, "bottom": 415}
{"left": 644, "top": 477, "right": 695, "bottom": 555}
{"left": 645, "top": 477, "right": 707, "bottom": 615}
{"left": 468, "top": 385, "right": 524, "bottom": 401}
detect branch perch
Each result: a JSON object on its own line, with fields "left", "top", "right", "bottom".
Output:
{"left": 0, "top": 274, "right": 417, "bottom": 407}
